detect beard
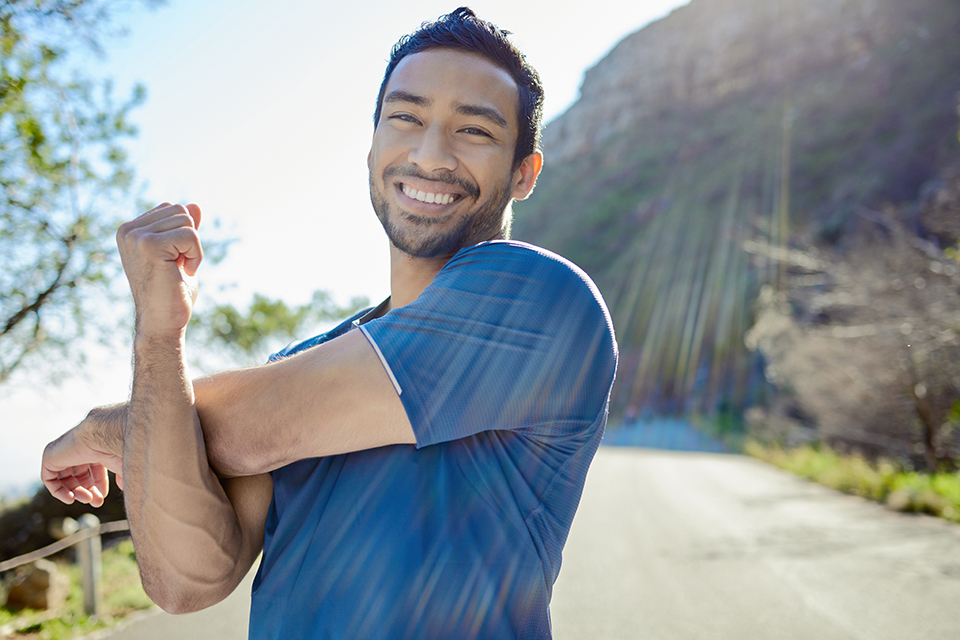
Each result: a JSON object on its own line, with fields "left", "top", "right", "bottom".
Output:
{"left": 370, "top": 164, "right": 513, "bottom": 259}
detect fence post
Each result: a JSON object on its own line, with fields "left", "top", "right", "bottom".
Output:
{"left": 77, "top": 513, "right": 102, "bottom": 618}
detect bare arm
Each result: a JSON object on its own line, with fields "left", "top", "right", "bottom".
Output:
{"left": 123, "top": 333, "right": 271, "bottom": 613}
{"left": 41, "top": 316, "right": 414, "bottom": 493}
{"left": 41, "top": 399, "right": 271, "bottom": 612}
{"left": 195, "top": 327, "right": 414, "bottom": 478}
{"left": 42, "top": 202, "right": 412, "bottom": 611}
{"left": 112, "top": 203, "right": 270, "bottom": 613}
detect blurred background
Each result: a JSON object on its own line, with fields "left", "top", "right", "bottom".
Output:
{"left": 0, "top": 0, "right": 689, "bottom": 496}
{"left": 2, "top": 0, "right": 960, "bottom": 542}
{"left": 512, "top": 0, "right": 960, "bottom": 475}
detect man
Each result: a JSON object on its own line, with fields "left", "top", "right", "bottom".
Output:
{"left": 41, "top": 8, "right": 617, "bottom": 639}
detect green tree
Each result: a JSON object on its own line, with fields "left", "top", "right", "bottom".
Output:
{"left": 188, "top": 291, "right": 370, "bottom": 366}
{"left": 0, "top": 0, "right": 162, "bottom": 384}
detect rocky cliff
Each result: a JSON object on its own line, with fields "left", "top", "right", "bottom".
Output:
{"left": 513, "top": 0, "right": 960, "bottom": 464}
{"left": 545, "top": 0, "right": 893, "bottom": 163}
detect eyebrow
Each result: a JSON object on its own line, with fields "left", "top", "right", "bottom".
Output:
{"left": 454, "top": 102, "right": 508, "bottom": 129}
{"left": 384, "top": 90, "right": 429, "bottom": 107}
{"left": 383, "top": 90, "right": 508, "bottom": 129}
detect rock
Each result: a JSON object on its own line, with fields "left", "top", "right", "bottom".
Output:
{"left": 544, "top": 0, "right": 893, "bottom": 163}
{"left": 4, "top": 558, "right": 69, "bottom": 611}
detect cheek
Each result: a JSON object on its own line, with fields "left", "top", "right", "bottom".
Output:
{"left": 458, "top": 146, "right": 512, "bottom": 180}
{"left": 370, "top": 129, "right": 408, "bottom": 163}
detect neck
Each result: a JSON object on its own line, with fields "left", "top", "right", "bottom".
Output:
{"left": 387, "top": 244, "right": 451, "bottom": 310}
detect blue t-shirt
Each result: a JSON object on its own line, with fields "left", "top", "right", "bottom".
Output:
{"left": 249, "top": 241, "right": 617, "bottom": 640}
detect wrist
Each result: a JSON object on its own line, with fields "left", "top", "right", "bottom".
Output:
{"left": 133, "top": 327, "right": 187, "bottom": 353}
{"left": 131, "top": 327, "right": 194, "bottom": 405}
{"left": 83, "top": 405, "right": 127, "bottom": 458}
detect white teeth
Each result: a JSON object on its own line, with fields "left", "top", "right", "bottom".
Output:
{"left": 402, "top": 184, "right": 456, "bottom": 205}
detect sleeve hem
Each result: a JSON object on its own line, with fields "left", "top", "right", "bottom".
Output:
{"left": 357, "top": 324, "right": 403, "bottom": 396}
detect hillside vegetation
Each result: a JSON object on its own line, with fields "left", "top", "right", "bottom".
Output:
{"left": 514, "top": 0, "right": 960, "bottom": 468}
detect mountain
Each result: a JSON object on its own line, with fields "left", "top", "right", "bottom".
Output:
{"left": 513, "top": 0, "right": 960, "bottom": 461}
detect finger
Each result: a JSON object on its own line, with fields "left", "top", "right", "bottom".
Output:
{"left": 135, "top": 202, "right": 179, "bottom": 222}
{"left": 186, "top": 203, "right": 202, "bottom": 229}
{"left": 91, "top": 464, "right": 110, "bottom": 500}
{"left": 116, "top": 471, "right": 124, "bottom": 492}
{"left": 132, "top": 202, "right": 173, "bottom": 221}
{"left": 136, "top": 225, "right": 203, "bottom": 269}
{"left": 60, "top": 467, "right": 101, "bottom": 506}
{"left": 181, "top": 240, "right": 203, "bottom": 276}
{"left": 70, "top": 485, "right": 97, "bottom": 505}
{"left": 44, "top": 479, "right": 77, "bottom": 505}
{"left": 144, "top": 202, "right": 174, "bottom": 215}
{"left": 54, "top": 470, "right": 90, "bottom": 503}
{"left": 139, "top": 210, "right": 198, "bottom": 235}
{"left": 162, "top": 226, "right": 204, "bottom": 276}
{"left": 89, "top": 485, "right": 105, "bottom": 508}
{"left": 122, "top": 203, "right": 188, "bottom": 235}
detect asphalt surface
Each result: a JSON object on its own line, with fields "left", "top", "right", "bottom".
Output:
{"left": 94, "top": 448, "right": 960, "bottom": 639}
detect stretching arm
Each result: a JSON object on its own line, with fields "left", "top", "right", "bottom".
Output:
{"left": 123, "top": 333, "right": 270, "bottom": 613}
{"left": 110, "top": 203, "right": 269, "bottom": 613}
{"left": 42, "top": 202, "right": 411, "bottom": 611}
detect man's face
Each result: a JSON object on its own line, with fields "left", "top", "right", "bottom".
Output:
{"left": 368, "top": 48, "right": 540, "bottom": 259}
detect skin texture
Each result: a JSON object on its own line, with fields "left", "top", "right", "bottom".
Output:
{"left": 40, "top": 48, "right": 543, "bottom": 614}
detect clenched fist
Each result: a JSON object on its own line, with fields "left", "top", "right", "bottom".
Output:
{"left": 117, "top": 203, "right": 203, "bottom": 339}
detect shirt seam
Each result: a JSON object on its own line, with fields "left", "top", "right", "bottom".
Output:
{"left": 357, "top": 323, "right": 403, "bottom": 396}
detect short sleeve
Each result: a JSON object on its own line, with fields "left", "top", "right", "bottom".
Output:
{"left": 361, "top": 241, "right": 618, "bottom": 448}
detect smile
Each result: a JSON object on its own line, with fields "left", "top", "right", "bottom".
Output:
{"left": 401, "top": 183, "right": 461, "bottom": 205}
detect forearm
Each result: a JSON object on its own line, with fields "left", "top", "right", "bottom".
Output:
{"left": 77, "top": 391, "right": 241, "bottom": 479}
{"left": 71, "top": 385, "right": 247, "bottom": 479}
{"left": 124, "top": 334, "right": 243, "bottom": 613}
{"left": 81, "top": 404, "right": 127, "bottom": 457}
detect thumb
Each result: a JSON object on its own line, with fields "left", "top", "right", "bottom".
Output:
{"left": 186, "top": 203, "right": 202, "bottom": 229}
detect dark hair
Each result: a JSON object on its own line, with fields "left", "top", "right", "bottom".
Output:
{"left": 373, "top": 7, "right": 543, "bottom": 171}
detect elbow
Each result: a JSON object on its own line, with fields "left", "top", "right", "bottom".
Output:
{"left": 153, "top": 593, "right": 202, "bottom": 616}
{"left": 143, "top": 576, "right": 231, "bottom": 615}
{"left": 205, "top": 431, "right": 265, "bottom": 477}
{"left": 143, "top": 580, "right": 196, "bottom": 614}
{"left": 138, "top": 551, "right": 239, "bottom": 615}
{"left": 205, "top": 424, "right": 279, "bottom": 477}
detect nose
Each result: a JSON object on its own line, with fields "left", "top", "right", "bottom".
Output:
{"left": 407, "top": 125, "right": 457, "bottom": 173}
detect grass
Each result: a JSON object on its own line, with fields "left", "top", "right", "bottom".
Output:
{"left": 0, "top": 538, "right": 154, "bottom": 640}
{"left": 746, "top": 440, "right": 960, "bottom": 523}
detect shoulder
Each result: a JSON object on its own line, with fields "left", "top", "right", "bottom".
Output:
{"left": 444, "top": 240, "right": 590, "bottom": 281}
{"left": 423, "top": 239, "right": 619, "bottom": 384}
{"left": 437, "top": 240, "right": 610, "bottom": 314}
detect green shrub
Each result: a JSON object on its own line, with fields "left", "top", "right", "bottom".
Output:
{"left": 746, "top": 440, "right": 960, "bottom": 523}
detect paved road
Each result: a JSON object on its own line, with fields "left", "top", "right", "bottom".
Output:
{"left": 552, "top": 448, "right": 960, "bottom": 639}
{"left": 96, "top": 448, "right": 960, "bottom": 639}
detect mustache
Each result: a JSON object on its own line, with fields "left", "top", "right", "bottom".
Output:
{"left": 382, "top": 164, "right": 480, "bottom": 199}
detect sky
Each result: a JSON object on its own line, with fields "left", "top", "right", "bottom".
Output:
{"left": 1, "top": 0, "right": 689, "bottom": 494}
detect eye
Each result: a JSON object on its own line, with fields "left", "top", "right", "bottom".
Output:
{"left": 388, "top": 113, "right": 421, "bottom": 125}
{"left": 460, "top": 126, "right": 492, "bottom": 138}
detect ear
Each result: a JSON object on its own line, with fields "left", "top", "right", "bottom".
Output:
{"left": 367, "top": 130, "right": 375, "bottom": 171}
{"left": 510, "top": 151, "right": 543, "bottom": 201}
